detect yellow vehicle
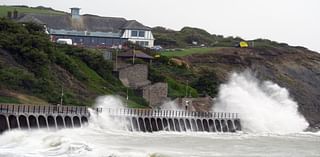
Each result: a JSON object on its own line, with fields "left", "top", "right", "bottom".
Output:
{"left": 239, "top": 41, "right": 249, "bottom": 48}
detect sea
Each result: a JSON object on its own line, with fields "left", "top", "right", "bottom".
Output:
{"left": 0, "top": 71, "right": 319, "bottom": 157}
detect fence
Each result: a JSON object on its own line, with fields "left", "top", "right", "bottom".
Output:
{"left": 0, "top": 104, "right": 101, "bottom": 115}
{"left": 104, "top": 108, "right": 239, "bottom": 119}
{"left": 0, "top": 104, "right": 239, "bottom": 119}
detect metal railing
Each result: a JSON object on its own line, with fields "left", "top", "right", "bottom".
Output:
{"left": 0, "top": 104, "right": 239, "bottom": 119}
{"left": 104, "top": 108, "right": 239, "bottom": 119}
{"left": 0, "top": 104, "right": 101, "bottom": 115}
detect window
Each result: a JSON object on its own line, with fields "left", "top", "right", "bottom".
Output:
{"left": 131, "top": 30, "right": 145, "bottom": 37}
{"left": 131, "top": 30, "right": 138, "bottom": 37}
{"left": 136, "top": 41, "right": 149, "bottom": 47}
{"left": 138, "top": 31, "right": 145, "bottom": 37}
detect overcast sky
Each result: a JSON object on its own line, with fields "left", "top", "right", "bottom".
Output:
{"left": 2, "top": 0, "right": 320, "bottom": 52}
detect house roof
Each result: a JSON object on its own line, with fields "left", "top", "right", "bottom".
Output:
{"left": 118, "top": 51, "right": 154, "bottom": 59}
{"left": 18, "top": 14, "right": 46, "bottom": 25}
{"left": 17, "top": 13, "right": 151, "bottom": 33}
{"left": 122, "top": 20, "right": 151, "bottom": 30}
{"left": 49, "top": 29, "right": 121, "bottom": 38}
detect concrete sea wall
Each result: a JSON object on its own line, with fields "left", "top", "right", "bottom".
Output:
{"left": 107, "top": 108, "right": 241, "bottom": 133}
{"left": 0, "top": 104, "right": 241, "bottom": 133}
{"left": 0, "top": 104, "right": 92, "bottom": 133}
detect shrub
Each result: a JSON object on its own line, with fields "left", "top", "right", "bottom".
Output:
{"left": 192, "top": 72, "right": 220, "bottom": 97}
{"left": 0, "top": 67, "right": 36, "bottom": 90}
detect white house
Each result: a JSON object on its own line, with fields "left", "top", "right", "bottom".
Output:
{"left": 121, "top": 20, "right": 155, "bottom": 48}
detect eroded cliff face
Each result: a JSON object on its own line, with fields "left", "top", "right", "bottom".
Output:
{"left": 182, "top": 47, "right": 320, "bottom": 127}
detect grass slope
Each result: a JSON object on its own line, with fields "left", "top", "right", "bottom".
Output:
{"left": 0, "top": 96, "right": 20, "bottom": 104}
{"left": 0, "top": 5, "right": 66, "bottom": 17}
{"left": 161, "top": 47, "right": 223, "bottom": 57}
{"left": 0, "top": 18, "right": 147, "bottom": 107}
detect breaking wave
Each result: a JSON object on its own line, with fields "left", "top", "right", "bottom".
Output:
{"left": 213, "top": 71, "right": 309, "bottom": 133}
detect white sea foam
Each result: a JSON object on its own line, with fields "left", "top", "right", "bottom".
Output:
{"left": 213, "top": 71, "right": 309, "bottom": 133}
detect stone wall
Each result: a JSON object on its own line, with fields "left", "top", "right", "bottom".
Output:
{"left": 117, "top": 63, "right": 169, "bottom": 107}
{"left": 118, "top": 64, "right": 150, "bottom": 89}
{"left": 143, "top": 83, "right": 168, "bottom": 107}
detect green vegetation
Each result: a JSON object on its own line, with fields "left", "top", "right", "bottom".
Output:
{"left": 249, "top": 39, "right": 290, "bottom": 49}
{"left": 152, "top": 26, "right": 292, "bottom": 52}
{"left": 149, "top": 56, "right": 199, "bottom": 98}
{"left": 166, "top": 77, "right": 198, "bottom": 98}
{"left": 152, "top": 26, "right": 243, "bottom": 48}
{"left": 0, "top": 5, "right": 66, "bottom": 17}
{"left": 0, "top": 18, "right": 146, "bottom": 107}
{"left": 0, "top": 96, "right": 20, "bottom": 104}
{"left": 161, "top": 47, "right": 222, "bottom": 57}
{"left": 192, "top": 72, "right": 220, "bottom": 97}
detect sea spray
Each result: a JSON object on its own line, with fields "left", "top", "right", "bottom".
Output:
{"left": 90, "top": 96, "right": 182, "bottom": 131}
{"left": 94, "top": 95, "right": 125, "bottom": 109}
{"left": 159, "top": 101, "right": 181, "bottom": 110}
{"left": 213, "top": 71, "right": 309, "bottom": 133}
{"left": 89, "top": 95, "right": 129, "bottom": 131}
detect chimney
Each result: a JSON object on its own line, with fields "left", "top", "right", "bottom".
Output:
{"left": 70, "top": 7, "right": 81, "bottom": 19}
{"left": 13, "top": 9, "right": 18, "bottom": 19}
{"left": 7, "top": 11, "right": 12, "bottom": 19}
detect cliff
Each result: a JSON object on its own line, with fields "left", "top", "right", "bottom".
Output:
{"left": 179, "top": 46, "right": 320, "bottom": 127}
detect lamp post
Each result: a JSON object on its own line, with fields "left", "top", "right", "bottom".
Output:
{"left": 60, "top": 86, "right": 64, "bottom": 106}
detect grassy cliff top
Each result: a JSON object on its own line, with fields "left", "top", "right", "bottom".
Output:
{"left": 0, "top": 5, "right": 66, "bottom": 17}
